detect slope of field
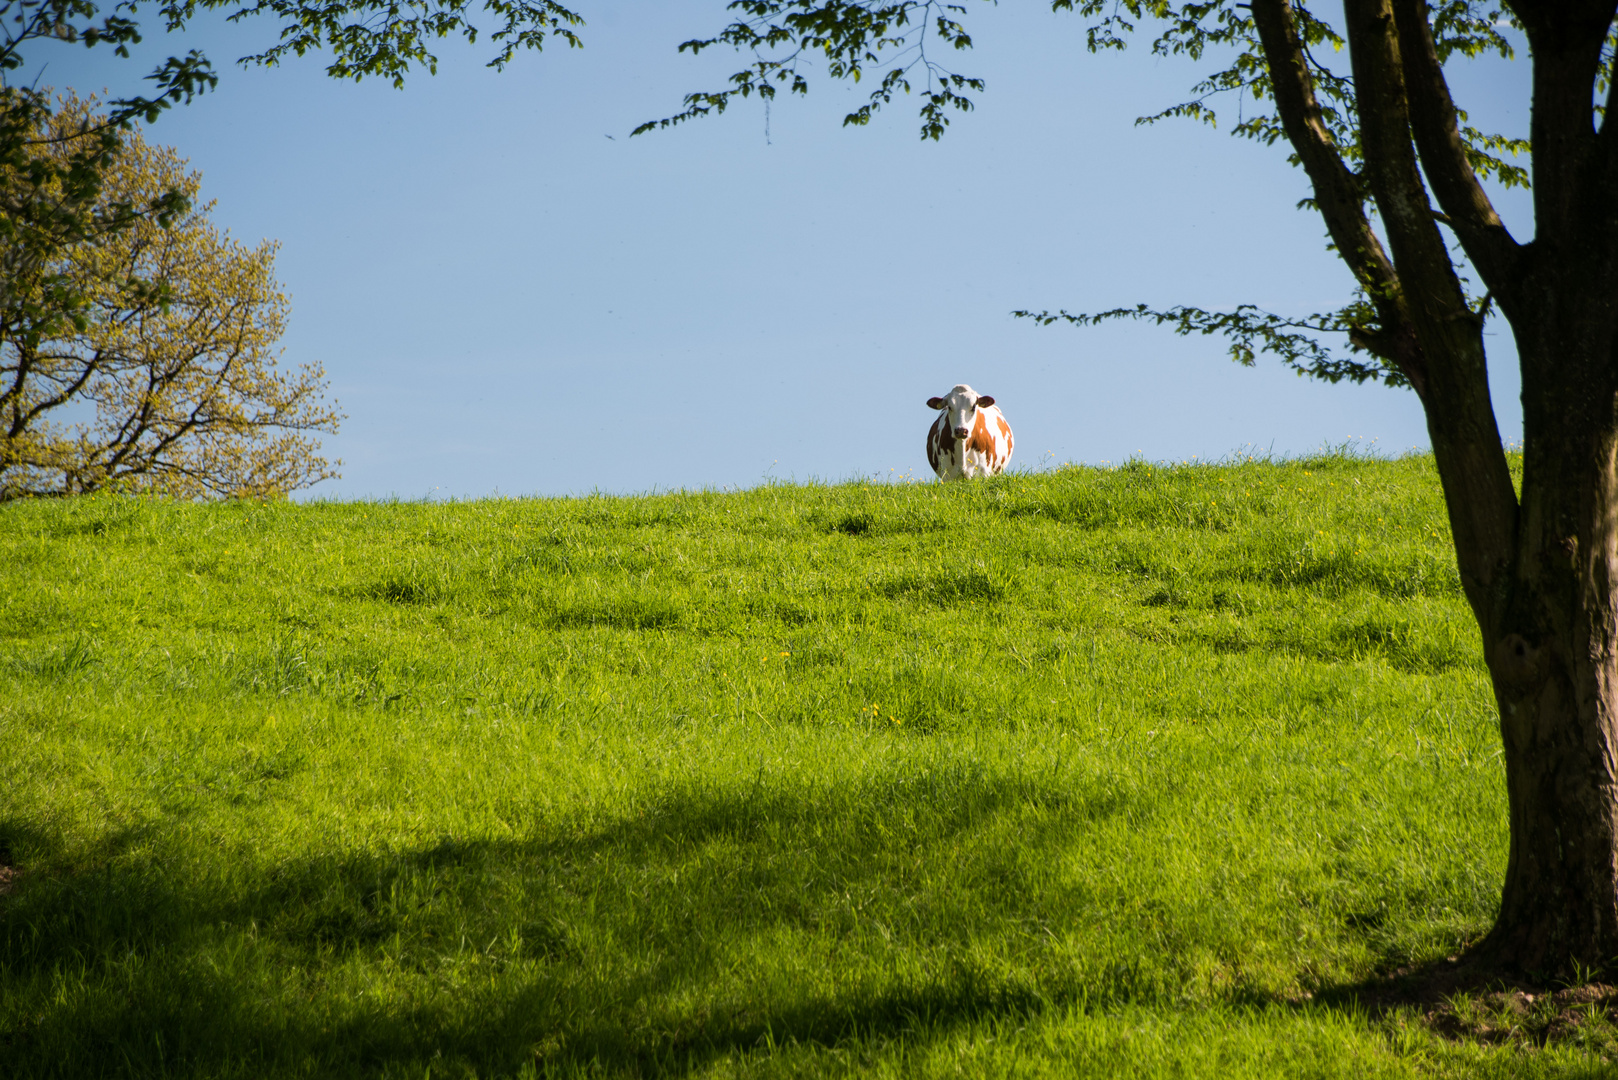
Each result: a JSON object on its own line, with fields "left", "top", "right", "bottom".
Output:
{"left": 3, "top": 453, "right": 1611, "bottom": 1077}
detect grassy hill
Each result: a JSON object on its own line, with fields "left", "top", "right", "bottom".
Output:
{"left": 3, "top": 452, "right": 1612, "bottom": 1077}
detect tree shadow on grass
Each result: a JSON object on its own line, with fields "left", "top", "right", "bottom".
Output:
{"left": 1, "top": 769, "right": 1123, "bottom": 1078}
{"left": 1301, "top": 952, "right": 1618, "bottom": 1056}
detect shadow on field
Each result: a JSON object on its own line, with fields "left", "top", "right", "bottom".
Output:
{"left": 1305, "top": 953, "right": 1618, "bottom": 1051}
{"left": 1, "top": 769, "right": 1114, "bottom": 1077}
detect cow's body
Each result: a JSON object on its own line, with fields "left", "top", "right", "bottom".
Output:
{"left": 926, "top": 384, "right": 1013, "bottom": 481}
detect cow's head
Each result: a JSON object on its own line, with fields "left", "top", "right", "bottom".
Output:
{"left": 927, "top": 384, "right": 996, "bottom": 440}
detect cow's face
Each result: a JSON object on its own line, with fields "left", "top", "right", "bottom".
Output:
{"left": 927, "top": 384, "right": 996, "bottom": 440}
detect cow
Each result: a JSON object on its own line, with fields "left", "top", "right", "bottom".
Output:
{"left": 926, "top": 384, "right": 1014, "bottom": 481}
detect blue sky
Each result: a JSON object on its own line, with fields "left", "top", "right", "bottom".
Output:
{"left": 29, "top": 2, "right": 1533, "bottom": 498}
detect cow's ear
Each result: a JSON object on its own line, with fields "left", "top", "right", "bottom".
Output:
{"left": 975, "top": 395, "right": 995, "bottom": 408}
{"left": 926, "top": 397, "right": 945, "bottom": 410}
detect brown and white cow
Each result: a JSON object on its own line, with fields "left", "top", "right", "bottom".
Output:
{"left": 926, "top": 384, "right": 1013, "bottom": 481}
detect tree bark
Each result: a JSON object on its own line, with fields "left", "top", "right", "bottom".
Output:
{"left": 1474, "top": 0, "right": 1618, "bottom": 975}
{"left": 1484, "top": 410, "right": 1618, "bottom": 972}
{"left": 1341, "top": 0, "right": 1519, "bottom": 626}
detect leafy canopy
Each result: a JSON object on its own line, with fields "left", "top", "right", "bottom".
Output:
{"left": 3, "top": 0, "right": 586, "bottom": 499}
{"left": 1, "top": 96, "right": 342, "bottom": 499}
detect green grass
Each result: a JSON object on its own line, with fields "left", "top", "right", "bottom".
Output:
{"left": 3, "top": 451, "right": 1614, "bottom": 1077}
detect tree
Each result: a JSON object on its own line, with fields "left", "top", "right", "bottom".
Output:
{"left": 2, "top": 0, "right": 593, "bottom": 490}
{"left": 638, "top": 1, "right": 1618, "bottom": 980}
{"left": 1, "top": 95, "right": 341, "bottom": 499}
{"left": 2, "top": 3, "right": 220, "bottom": 374}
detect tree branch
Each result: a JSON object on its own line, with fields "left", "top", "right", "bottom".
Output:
{"left": 1506, "top": 1, "right": 1615, "bottom": 241}
{"left": 1345, "top": 0, "right": 1465, "bottom": 311}
{"left": 1248, "top": 0, "right": 1427, "bottom": 394}
{"left": 1345, "top": 0, "right": 1518, "bottom": 630}
{"left": 1390, "top": 0, "right": 1524, "bottom": 301}
{"left": 1013, "top": 300, "right": 1410, "bottom": 386}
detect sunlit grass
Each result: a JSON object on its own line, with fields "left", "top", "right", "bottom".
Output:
{"left": 6, "top": 450, "right": 1608, "bottom": 1077}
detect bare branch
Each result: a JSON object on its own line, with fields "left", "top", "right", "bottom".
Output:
{"left": 1391, "top": 0, "right": 1524, "bottom": 300}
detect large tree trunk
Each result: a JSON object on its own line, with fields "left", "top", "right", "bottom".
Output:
{"left": 1468, "top": 0, "right": 1618, "bottom": 975}
{"left": 1478, "top": 337, "right": 1618, "bottom": 974}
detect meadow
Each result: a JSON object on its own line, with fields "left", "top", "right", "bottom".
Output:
{"left": 3, "top": 451, "right": 1615, "bottom": 1077}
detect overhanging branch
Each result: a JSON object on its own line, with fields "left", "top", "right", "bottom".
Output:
{"left": 1011, "top": 300, "right": 1410, "bottom": 387}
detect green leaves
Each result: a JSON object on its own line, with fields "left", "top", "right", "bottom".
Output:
{"left": 193, "top": 0, "right": 583, "bottom": 85}
{"left": 1428, "top": 1, "right": 1517, "bottom": 63}
{"left": 633, "top": 1, "right": 986, "bottom": 139}
{"left": 4, "top": 0, "right": 587, "bottom": 500}
{"left": 1458, "top": 117, "right": 1529, "bottom": 189}
{"left": 2, "top": 98, "right": 342, "bottom": 500}
{"left": 1012, "top": 301, "right": 1412, "bottom": 388}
